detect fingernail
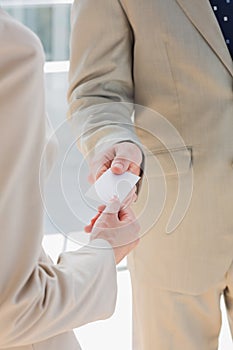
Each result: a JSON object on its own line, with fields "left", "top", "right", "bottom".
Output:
{"left": 113, "top": 162, "right": 123, "bottom": 169}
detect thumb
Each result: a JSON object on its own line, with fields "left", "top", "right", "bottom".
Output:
{"left": 103, "top": 196, "right": 121, "bottom": 215}
{"left": 111, "top": 157, "right": 130, "bottom": 174}
{"left": 94, "top": 196, "right": 121, "bottom": 228}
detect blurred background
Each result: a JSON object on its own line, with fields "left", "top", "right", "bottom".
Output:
{"left": 1, "top": 1, "right": 232, "bottom": 349}
{"left": 3, "top": 0, "right": 71, "bottom": 61}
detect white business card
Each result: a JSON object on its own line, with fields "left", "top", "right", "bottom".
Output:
{"left": 85, "top": 168, "right": 140, "bottom": 205}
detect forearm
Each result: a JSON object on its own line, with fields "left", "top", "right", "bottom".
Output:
{"left": 0, "top": 240, "right": 116, "bottom": 348}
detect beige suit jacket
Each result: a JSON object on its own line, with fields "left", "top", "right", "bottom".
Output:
{"left": 68, "top": 0, "right": 233, "bottom": 294}
{"left": 0, "top": 9, "right": 117, "bottom": 350}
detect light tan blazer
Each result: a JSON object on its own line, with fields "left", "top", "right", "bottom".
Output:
{"left": 0, "top": 9, "right": 117, "bottom": 350}
{"left": 68, "top": 0, "right": 233, "bottom": 294}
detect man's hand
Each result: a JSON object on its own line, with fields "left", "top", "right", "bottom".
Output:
{"left": 87, "top": 142, "right": 143, "bottom": 207}
{"left": 88, "top": 142, "right": 143, "bottom": 182}
{"left": 89, "top": 198, "right": 140, "bottom": 265}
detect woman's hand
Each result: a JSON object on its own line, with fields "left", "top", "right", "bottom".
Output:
{"left": 86, "top": 198, "right": 140, "bottom": 264}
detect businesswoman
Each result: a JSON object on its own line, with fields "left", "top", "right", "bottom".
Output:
{"left": 0, "top": 10, "right": 139, "bottom": 350}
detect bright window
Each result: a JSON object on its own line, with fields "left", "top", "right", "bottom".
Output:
{"left": 2, "top": 0, "right": 71, "bottom": 61}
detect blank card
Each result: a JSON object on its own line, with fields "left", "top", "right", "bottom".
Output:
{"left": 85, "top": 168, "right": 140, "bottom": 205}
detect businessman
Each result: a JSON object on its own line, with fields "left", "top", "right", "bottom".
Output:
{"left": 0, "top": 9, "right": 140, "bottom": 350}
{"left": 68, "top": 0, "right": 233, "bottom": 349}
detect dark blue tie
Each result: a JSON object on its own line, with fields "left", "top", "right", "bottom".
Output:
{"left": 209, "top": 0, "right": 233, "bottom": 59}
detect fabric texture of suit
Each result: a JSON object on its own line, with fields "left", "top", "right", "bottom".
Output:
{"left": 68, "top": 0, "right": 233, "bottom": 294}
{"left": 68, "top": 0, "right": 233, "bottom": 348}
{"left": 0, "top": 9, "right": 117, "bottom": 350}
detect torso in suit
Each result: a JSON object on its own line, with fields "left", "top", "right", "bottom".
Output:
{"left": 0, "top": 9, "right": 117, "bottom": 350}
{"left": 68, "top": 0, "right": 233, "bottom": 294}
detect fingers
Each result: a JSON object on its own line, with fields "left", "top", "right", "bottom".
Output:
{"left": 95, "top": 163, "right": 111, "bottom": 180}
{"left": 111, "top": 160, "right": 141, "bottom": 177}
{"left": 88, "top": 150, "right": 113, "bottom": 182}
{"left": 118, "top": 205, "right": 136, "bottom": 222}
{"left": 132, "top": 192, "right": 138, "bottom": 202}
{"left": 90, "top": 196, "right": 121, "bottom": 231}
{"left": 85, "top": 185, "right": 138, "bottom": 234}
{"left": 84, "top": 205, "right": 106, "bottom": 233}
{"left": 111, "top": 142, "right": 143, "bottom": 175}
{"left": 121, "top": 186, "right": 137, "bottom": 210}
{"left": 98, "top": 204, "right": 106, "bottom": 212}
{"left": 128, "top": 162, "right": 141, "bottom": 176}
{"left": 88, "top": 163, "right": 109, "bottom": 183}
{"left": 84, "top": 212, "right": 101, "bottom": 233}
{"left": 111, "top": 158, "right": 131, "bottom": 174}
{"left": 120, "top": 192, "right": 137, "bottom": 211}
{"left": 84, "top": 223, "right": 93, "bottom": 233}
{"left": 88, "top": 142, "right": 143, "bottom": 183}
{"left": 85, "top": 197, "right": 137, "bottom": 233}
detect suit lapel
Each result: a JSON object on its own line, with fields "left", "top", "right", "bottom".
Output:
{"left": 176, "top": 0, "right": 233, "bottom": 77}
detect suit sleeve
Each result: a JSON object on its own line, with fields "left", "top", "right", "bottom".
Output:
{"left": 67, "top": 0, "right": 142, "bottom": 157}
{"left": 0, "top": 11, "right": 117, "bottom": 348}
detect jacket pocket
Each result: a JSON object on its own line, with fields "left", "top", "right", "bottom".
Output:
{"left": 146, "top": 146, "right": 193, "bottom": 177}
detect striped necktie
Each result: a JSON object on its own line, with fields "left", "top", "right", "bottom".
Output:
{"left": 209, "top": 0, "right": 233, "bottom": 59}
